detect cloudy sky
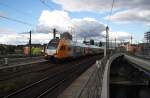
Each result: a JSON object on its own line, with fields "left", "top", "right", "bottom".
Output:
{"left": 0, "top": 0, "right": 149, "bottom": 45}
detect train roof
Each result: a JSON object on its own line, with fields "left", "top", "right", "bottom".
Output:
{"left": 49, "top": 39, "right": 102, "bottom": 49}
{"left": 71, "top": 41, "right": 101, "bottom": 49}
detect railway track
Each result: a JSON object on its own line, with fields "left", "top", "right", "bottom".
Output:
{"left": 0, "top": 55, "right": 96, "bottom": 81}
{"left": 0, "top": 57, "right": 94, "bottom": 97}
{"left": 0, "top": 56, "right": 98, "bottom": 98}
{"left": 0, "top": 61, "right": 52, "bottom": 81}
{"left": 3, "top": 55, "right": 101, "bottom": 98}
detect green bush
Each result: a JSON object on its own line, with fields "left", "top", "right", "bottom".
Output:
{"left": 31, "top": 48, "right": 42, "bottom": 55}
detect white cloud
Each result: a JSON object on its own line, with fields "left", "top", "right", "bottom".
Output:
{"left": 53, "top": 0, "right": 112, "bottom": 12}
{"left": 37, "top": 10, "right": 72, "bottom": 32}
{"left": 107, "top": 9, "right": 150, "bottom": 24}
{"left": 31, "top": 33, "right": 53, "bottom": 43}
{"left": 0, "top": 10, "right": 132, "bottom": 45}
{"left": 35, "top": 10, "right": 132, "bottom": 42}
{"left": 0, "top": 32, "right": 52, "bottom": 45}
{"left": 52, "top": 0, "right": 150, "bottom": 25}
{"left": 52, "top": 0, "right": 150, "bottom": 12}
{"left": 36, "top": 10, "right": 106, "bottom": 38}
{"left": 110, "top": 32, "right": 131, "bottom": 41}
{"left": 0, "top": 28, "right": 16, "bottom": 34}
{"left": 102, "top": 31, "right": 131, "bottom": 41}
{"left": 0, "top": 34, "right": 27, "bottom": 45}
{"left": 72, "top": 17, "right": 105, "bottom": 38}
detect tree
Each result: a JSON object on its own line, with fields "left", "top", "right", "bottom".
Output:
{"left": 0, "top": 45, "right": 5, "bottom": 54}
{"left": 99, "top": 41, "right": 103, "bottom": 47}
{"left": 90, "top": 39, "right": 94, "bottom": 45}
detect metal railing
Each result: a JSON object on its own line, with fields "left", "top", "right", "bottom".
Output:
{"left": 77, "top": 57, "right": 108, "bottom": 98}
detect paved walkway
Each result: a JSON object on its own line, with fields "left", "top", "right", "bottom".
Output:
{"left": 58, "top": 64, "right": 96, "bottom": 98}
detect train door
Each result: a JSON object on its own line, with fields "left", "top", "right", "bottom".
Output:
{"left": 67, "top": 45, "right": 73, "bottom": 57}
{"left": 77, "top": 46, "right": 83, "bottom": 57}
{"left": 72, "top": 46, "right": 77, "bottom": 58}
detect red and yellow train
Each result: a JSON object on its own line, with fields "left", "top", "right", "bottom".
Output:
{"left": 44, "top": 38, "right": 103, "bottom": 61}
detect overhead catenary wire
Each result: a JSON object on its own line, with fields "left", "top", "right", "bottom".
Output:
{"left": 39, "top": 0, "right": 89, "bottom": 37}
{"left": 0, "top": 15, "right": 34, "bottom": 26}
{"left": 0, "top": 1, "right": 38, "bottom": 20}
{"left": 40, "top": 0, "right": 54, "bottom": 10}
{"left": 107, "top": 0, "right": 115, "bottom": 26}
{"left": 0, "top": 1, "right": 48, "bottom": 45}
{"left": 0, "top": 15, "right": 34, "bottom": 44}
{"left": 40, "top": 0, "right": 115, "bottom": 41}
{"left": 40, "top": 0, "right": 116, "bottom": 43}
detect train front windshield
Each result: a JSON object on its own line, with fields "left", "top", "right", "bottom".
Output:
{"left": 47, "top": 39, "right": 59, "bottom": 50}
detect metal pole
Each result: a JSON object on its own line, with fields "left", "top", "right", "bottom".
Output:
{"left": 104, "top": 45, "right": 106, "bottom": 57}
{"left": 115, "top": 37, "right": 116, "bottom": 48}
{"left": 104, "top": 26, "right": 109, "bottom": 57}
{"left": 106, "top": 26, "right": 109, "bottom": 49}
{"left": 29, "top": 30, "right": 32, "bottom": 57}
{"left": 53, "top": 28, "right": 56, "bottom": 39}
{"left": 131, "top": 35, "right": 132, "bottom": 45}
{"left": 110, "top": 40, "right": 113, "bottom": 48}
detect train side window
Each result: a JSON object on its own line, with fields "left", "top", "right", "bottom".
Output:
{"left": 68, "top": 47, "right": 71, "bottom": 51}
{"left": 64, "top": 46, "right": 66, "bottom": 50}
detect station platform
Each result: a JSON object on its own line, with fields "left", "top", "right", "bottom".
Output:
{"left": 0, "top": 57, "right": 47, "bottom": 74}
{"left": 58, "top": 63, "right": 96, "bottom": 98}
{"left": 0, "top": 56, "right": 44, "bottom": 66}
{"left": 0, "top": 59, "right": 46, "bottom": 69}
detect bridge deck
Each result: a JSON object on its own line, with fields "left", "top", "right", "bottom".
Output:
{"left": 57, "top": 64, "right": 96, "bottom": 98}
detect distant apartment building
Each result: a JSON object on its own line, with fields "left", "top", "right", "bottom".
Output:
{"left": 143, "top": 31, "right": 150, "bottom": 55}
{"left": 143, "top": 43, "right": 150, "bottom": 55}
{"left": 118, "top": 31, "right": 150, "bottom": 55}
{"left": 144, "top": 31, "right": 150, "bottom": 43}
{"left": 119, "top": 42, "right": 138, "bottom": 55}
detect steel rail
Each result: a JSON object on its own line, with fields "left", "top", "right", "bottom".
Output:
{"left": 3, "top": 56, "right": 100, "bottom": 98}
